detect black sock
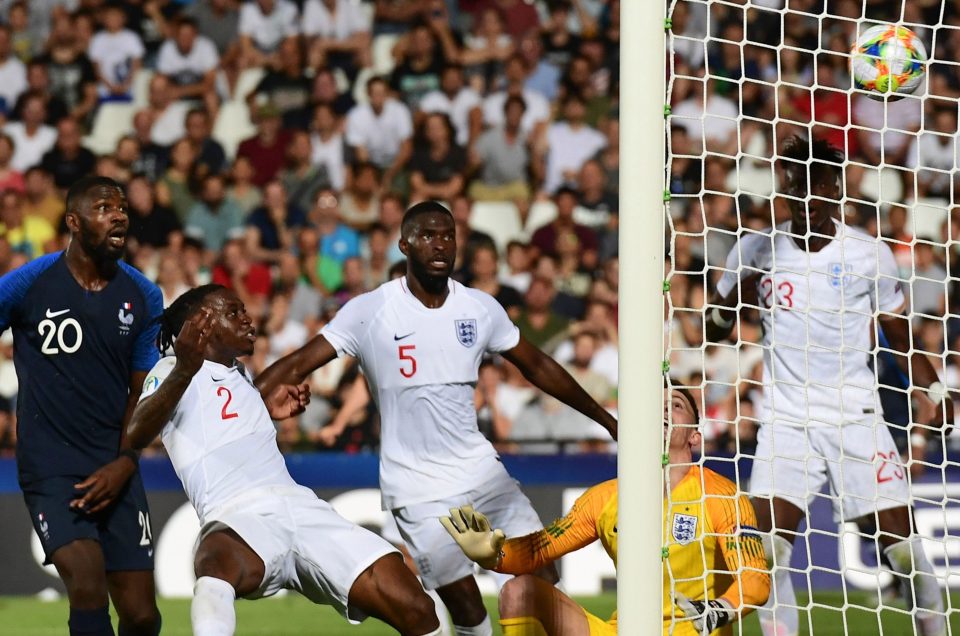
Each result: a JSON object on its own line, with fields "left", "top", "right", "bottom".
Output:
{"left": 68, "top": 606, "right": 114, "bottom": 636}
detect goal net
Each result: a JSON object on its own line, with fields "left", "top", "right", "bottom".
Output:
{"left": 663, "top": 0, "right": 958, "bottom": 633}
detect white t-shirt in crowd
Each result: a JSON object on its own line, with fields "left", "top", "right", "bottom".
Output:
{"left": 310, "top": 130, "right": 346, "bottom": 191}
{"left": 419, "top": 87, "right": 482, "bottom": 147}
{"left": 300, "top": 0, "right": 369, "bottom": 39}
{"left": 88, "top": 29, "right": 145, "bottom": 96}
{"left": 321, "top": 277, "right": 520, "bottom": 509}
{"left": 0, "top": 56, "right": 26, "bottom": 113}
{"left": 671, "top": 93, "right": 739, "bottom": 148}
{"left": 853, "top": 93, "right": 922, "bottom": 155}
{"left": 140, "top": 357, "right": 299, "bottom": 523}
{"left": 482, "top": 89, "right": 550, "bottom": 136}
{"left": 238, "top": 0, "right": 300, "bottom": 53}
{"left": 905, "top": 130, "right": 957, "bottom": 194}
{"left": 716, "top": 220, "right": 906, "bottom": 426}
{"left": 543, "top": 122, "right": 606, "bottom": 193}
{"left": 344, "top": 99, "right": 413, "bottom": 169}
{"left": 156, "top": 35, "right": 220, "bottom": 87}
{"left": 3, "top": 122, "right": 56, "bottom": 171}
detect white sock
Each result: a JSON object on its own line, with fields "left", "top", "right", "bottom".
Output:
{"left": 453, "top": 615, "right": 492, "bottom": 636}
{"left": 425, "top": 587, "right": 452, "bottom": 636}
{"left": 758, "top": 534, "right": 799, "bottom": 636}
{"left": 884, "top": 537, "right": 947, "bottom": 636}
{"left": 192, "top": 576, "right": 237, "bottom": 636}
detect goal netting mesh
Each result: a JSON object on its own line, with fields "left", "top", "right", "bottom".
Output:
{"left": 664, "top": 0, "right": 959, "bottom": 633}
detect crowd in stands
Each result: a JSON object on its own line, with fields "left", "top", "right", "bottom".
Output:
{"left": 0, "top": 0, "right": 621, "bottom": 456}
{"left": 667, "top": 0, "right": 960, "bottom": 458}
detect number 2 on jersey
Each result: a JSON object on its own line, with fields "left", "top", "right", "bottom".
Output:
{"left": 398, "top": 345, "right": 417, "bottom": 377}
{"left": 216, "top": 386, "right": 239, "bottom": 420}
{"left": 759, "top": 276, "right": 794, "bottom": 309}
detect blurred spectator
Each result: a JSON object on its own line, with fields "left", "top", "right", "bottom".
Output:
{"left": 131, "top": 110, "right": 169, "bottom": 182}
{"left": 8, "top": 1, "right": 37, "bottom": 63}
{"left": 539, "top": 1, "right": 584, "bottom": 70}
{"left": 468, "top": 242, "right": 524, "bottom": 319}
{"left": 468, "top": 94, "right": 534, "bottom": 203}
{"left": 408, "top": 112, "right": 466, "bottom": 203}
{"left": 237, "top": 101, "right": 293, "bottom": 187}
{"left": 0, "top": 25, "right": 26, "bottom": 116}
{"left": 245, "top": 178, "right": 306, "bottom": 264}
{"left": 554, "top": 300, "right": 619, "bottom": 385}
{"left": 187, "top": 0, "right": 242, "bottom": 61}
{"left": 554, "top": 230, "right": 591, "bottom": 298}
{"left": 40, "top": 118, "right": 96, "bottom": 191}
{"left": 309, "top": 103, "right": 347, "bottom": 192}
{"left": 3, "top": 92, "right": 55, "bottom": 172}
{"left": 301, "top": 66, "right": 356, "bottom": 121}
{"left": 905, "top": 107, "right": 958, "bottom": 200}
{"left": 449, "top": 194, "right": 494, "bottom": 277}
{"left": 379, "top": 192, "right": 406, "bottom": 263}
{"left": 308, "top": 189, "right": 360, "bottom": 276}
{"left": 250, "top": 38, "right": 312, "bottom": 128}
{"left": 186, "top": 172, "right": 245, "bottom": 255}
{"left": 156, "top": 138, "right": 198, "bottom": 223}
{"left": 460, "top": 6, "right": 514, "bottom": 88}
{"left": 502, "top": 240, "right": 532, "bottom": 293}
{"left": 516, "top": 276, "right": 569, "bottom": 352}
{"left": 883, "top": 203, "right": 914, "bottom": 275}
{"left": 475, "top": 359, "right": 511, "bottom": 444}
{"left": 345, "top": 76, "right": 413, "bottom": 189}
{"left": 12, "top": 61, "right": 68, "bottom": 124}
{"left": 339, "top": 161, "right": 381, "bottom": 232}
{"left": 33, "top": 13, "right": 98, "bottom": 125}
{"left": 21, "top": 167, "right": 64, "bottom": 229}
{"left": 577, "top": 159, "right": 617, "bottom": 228}
{"left": 519, "top": 31, "right": 561, "bottom": 102}
{"left": 910, "top": 240, "right": 948, "bottom": 317}
{"left": 462, "top": 0, "right": 540, "bottom": 43}
{"left": 227, "top": 155, "right": 263, "bottom": 216}
{"left": 0, "top": 189, "right": 54, "bottom": 260}
{"left": 419, "top": 63, "right": 483, "bottom": 147}
{"left": 145, "top": 74, "right": 190, "bottom": 147}
{"left": 0, "top": 133, "right": 24, "bottom": 193}
{"left": 533, "top": 252, "right": 584, "bottom": 320}
{"left": 361, "top": 222, "right": 392, "bottom": 288}
{"left": 540, "top": 92, "right": 606, "bottom": 193}
{"left": 238, "top": 0, "right": 300, "bottom": 68}
{"left": 263, "top": 294, "right": 310, "bottom": 359}
{"left": 88, "top": 3, "right": 144, "bottom": 102}
{"left": 279, "top": 130, "right": 329, "bottom": 214}
{"left": 275, "top": 251, "right": 322, "bottom": 328}
{"left": 126, "top": 173, "right": 182, "bottom": 251}
{"left": 389, "top": 20, "right": 451, "bottom": 110}
{"left": 301, "top": 0, "right": 372, "bottom": 82}
{"left": 671, "top": 77, "right": 738, "bottom": 155}
{"left": 333, "top": 256, "right": 367, "bottom": 305}
{"left": 156, "top": 252, "right": 191, "bottom": 308}
{"left": 854, "top": 92, "right": 921, "bottom": 169}
{"left": 157, "top": 16, "right": 220, "bottom": 115}
{"left": 373, "top": 0, "right": 430, "bottom": 36}
{"left": 483, "top": 54, "right": 550, "bottom": 137}
{"left": 530, "top": 186, "right": 598, "bottom": 269}
{"left": 594, "top": 117, "right": 618, "bottom": 195}
{"left": 212, "top": 238, "right": 272, "bottom": 319}
{"left": 184, "top": 108, "right": 227, "bottom": 180}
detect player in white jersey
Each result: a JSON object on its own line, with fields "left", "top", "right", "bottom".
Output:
{"left": 125, "top": 285, "right": 443, "bottom": 636}
{"left": 706, "top": 136, "right": 952, "bottom": 636}
{"left": 257, "top": 201, "right": 618, "bottom": 636}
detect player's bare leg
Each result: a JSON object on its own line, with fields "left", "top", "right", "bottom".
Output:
{"left": 396, "top": 543, "right": 452, "bottom": 635}
{"left": 51, "top": 539, "right": 115, "bottom": 636}
{"left": 752, "top": 496, "right": 804, "bottom": 636}
{"left": 191, "top": 528, "right": 266, "bottom": 636}
{"left": 498, "top": 574, "right": 591, "bottom": 636}
{"left": 348, "top": 553, "right": 442, "bottom": 635}
{"left": 873, "top": 506, "right": 946, "bottom": 636}
{"left": 106, "top": 570, "right": 161, "bottom": 636}
{"left": 436, "top": 575, "right": 491, "bottom": 635}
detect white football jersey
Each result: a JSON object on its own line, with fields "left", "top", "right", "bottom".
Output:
{"left": 717, "top": 220, "right": 905, "bottom": 426}
{"left": 321, "top": 278, "right": 520, "bottom": 509}
{"left": 140, "top": 357, "right": 297, "bottom": 522}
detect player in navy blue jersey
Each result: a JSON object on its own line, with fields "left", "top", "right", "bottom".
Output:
{"left": 0, "top": 176, "right": 164, "bottom": 636}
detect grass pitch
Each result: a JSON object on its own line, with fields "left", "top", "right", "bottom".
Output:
{"left": 1, "top": 592, "right": 958, "bottom": 634}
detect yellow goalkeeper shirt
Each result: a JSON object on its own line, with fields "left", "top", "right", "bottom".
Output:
{"left": 663, "top": 465, "right": 770, "bottom": 635}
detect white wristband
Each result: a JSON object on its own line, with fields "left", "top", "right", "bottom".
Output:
{"left": 910, "top": 433, "right": 927, "bottom": 447}
{"left": 927, "top": 382, "right": 948, "bottom": 406}
{"left": 710, "top": 307, "right": 734, "bottom": 329}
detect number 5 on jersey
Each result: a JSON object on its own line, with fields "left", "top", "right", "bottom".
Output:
{"left": 399, "top": 345, "right": 417, "bottom": 378}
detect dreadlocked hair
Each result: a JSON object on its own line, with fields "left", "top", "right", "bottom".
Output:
{"left": 157, "top": 284, "right": 225, "bottom": 354}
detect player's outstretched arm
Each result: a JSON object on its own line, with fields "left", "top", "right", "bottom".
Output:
{"left": 255, "top": 334, "right": 339, "bottom": 399}
{"left": 501, "top": 336, "right": 618, "bottom": 440}
{"left": 704, "top": 287, "right": 739, "bottom": 343}
{"left": 126, "top": 311, "right": 214, "bottom": 450}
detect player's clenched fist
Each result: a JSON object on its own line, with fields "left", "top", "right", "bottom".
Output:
{"left": 173, "top": 309, "right": 214, "bottom": 375}
{"left": 439, "top": 505, "right": 505, "bottom": 570}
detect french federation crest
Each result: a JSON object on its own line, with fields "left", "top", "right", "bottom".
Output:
{"left": 828, "top": 262, "right": 853, "bottom": 289}
{"left": 672, "top": 513, "right": 698, "bottom": 545}
{"left": 455, "top": 319, "right": 477, "bottom": 347}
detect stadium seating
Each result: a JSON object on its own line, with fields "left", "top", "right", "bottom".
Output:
{"left": 524, "top": 200, "right": 558, "bottom": 235}
{"left": 83, "top": 102, "right": 137, "bottom": 155}
{"left": 212, "top": 101, "right": 256, "bottom": 161}
{"left": 909, "top": 197, "right": 950, "bottom": 240}
{"left": 469, "top": 201, "right": 523, "bottom": 252}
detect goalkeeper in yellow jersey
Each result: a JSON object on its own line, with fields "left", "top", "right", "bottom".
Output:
{"left": 440, "top": 387, "right": 770, "bottom": 635}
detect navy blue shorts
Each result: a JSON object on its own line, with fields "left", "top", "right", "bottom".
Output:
{"left": 21, "top": 471, "right": 155, "bottom": 571}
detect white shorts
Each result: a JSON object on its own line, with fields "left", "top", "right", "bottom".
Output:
{"left": 749, "top": 419, "right": 911, "bottom": 523}
{"left": 392, "top": 470, "right": 544, "bottom": 590}
{"left": 199, "top": 485, "right": 399, "bottom": 623}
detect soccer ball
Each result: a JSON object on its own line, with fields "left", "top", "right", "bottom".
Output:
{"left": 850, "top": 24, "right": 927, "bottom": 100}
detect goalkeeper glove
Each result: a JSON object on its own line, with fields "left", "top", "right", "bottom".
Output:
{"left": 675, "top": 594, "right": 735, "bottom": 634}
{"left": 439, "top": 505, "right": 506, "bottom": 570}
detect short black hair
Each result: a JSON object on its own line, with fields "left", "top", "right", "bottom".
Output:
{"left": 779, "top": 135, "right": 844, "bottom": 179}
{"left": 400, "top": 200, "right": 453, "bottom": 237}
{"left": 157, "top": 284, "right": 225, "bottom": 354}
{"left": 673, "top": 386, "right": 700, "bottom": 425}
{"left": 66, "top": 176, "right": 123, "bottom": 216}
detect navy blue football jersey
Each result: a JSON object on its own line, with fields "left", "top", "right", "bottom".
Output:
{"left": 0, "top": 252, "right": 163, "bottom": 483}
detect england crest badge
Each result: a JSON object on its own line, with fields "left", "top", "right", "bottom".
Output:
{"left": 455, "top": 319, "right": 477, "bottom": 347}
{"left": 672, "top": 513, "right": 698, "bottom": 545}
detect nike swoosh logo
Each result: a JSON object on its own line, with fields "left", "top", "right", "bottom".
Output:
{"left": 393, "top": 332, "right": 415, "bottom": 341}
{"left": 211, "top": 376, "right": 225, "bottom": 382}
{"left": 45, "top": 308, "right": 70, "bottom": 318}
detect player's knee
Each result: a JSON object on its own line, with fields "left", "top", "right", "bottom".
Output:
{"left": 117, "top": 607, "right": 161, "bottom": 636}
{"left": 498, "top": 575, "right": 538, "bottom": 619}
{"left": 397, "top": 590, "right": 440, "bottom": 634}
{"left": 64, "top": 577, "right": 109, "bottom": 609}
